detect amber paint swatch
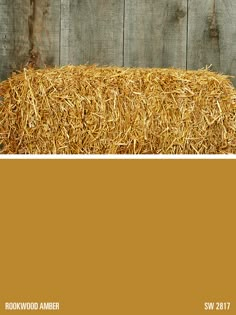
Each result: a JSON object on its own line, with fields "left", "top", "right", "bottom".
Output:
{"left": 0, "top": 160, "right": 235, "bottom": 314}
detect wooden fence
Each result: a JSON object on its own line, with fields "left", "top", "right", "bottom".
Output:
{"left": 0, "top": 0, "right": 236, "bottom": 85}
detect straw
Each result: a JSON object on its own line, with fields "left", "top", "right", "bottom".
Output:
{"left": 0, "top": 65, "right": 236, "bottom": 154}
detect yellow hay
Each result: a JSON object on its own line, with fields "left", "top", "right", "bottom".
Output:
{"left": 0, "top": 65, "right": 236, "bottom": 154}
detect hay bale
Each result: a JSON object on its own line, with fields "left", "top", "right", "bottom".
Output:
{"left": 0, "top": 65, "right": 236, "bottom": 154}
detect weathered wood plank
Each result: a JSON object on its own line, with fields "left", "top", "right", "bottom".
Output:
{"left": 0, "top": 0, "right": 30, "bottom": 80}
{"left": 188, "top": 0, "right": 236, "bottom": 86}
{"left": 124, "top": 0, "right": 187, "bottom": 68}
{"left": 28, "top": 0, "right": 61, "bottom": 68}
{"left": 60, "top": 0, "right": 124, "bottom": 66}
{"left": 0, "top": 0, "right": 60, "bottom": 81}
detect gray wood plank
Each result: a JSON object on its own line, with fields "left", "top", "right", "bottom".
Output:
{"left": 0, "top": 0, "right": 30, "bottom": 80}
{"left": 124, "top": 0, "right": 188, "bottom": 68}
{"left": 60, "top": 0, "right": 124, "bottom": 66}
{"left": 0, "top": 0, "right": 60, "bottom": 81}
{"left": 188, "top": 0, "right": 236, "bottom": 86}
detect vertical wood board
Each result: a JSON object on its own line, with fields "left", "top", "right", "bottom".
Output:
{"left": 0, "top": 0, "right": 30, "bottom": 80}
{"left": 60, "top": 0, "right": 124, "bottom": 66}
{"left": 0, "top": 0, "right": 60, "bottom": 81}
{"left": 30, "top": 0, "right": 61, "bottom": 68}
{"left": 188, "top": 0, "right": 236, "bottom": 85}
{"left": 124, "top": 0, "right": 188, "bottom": 68}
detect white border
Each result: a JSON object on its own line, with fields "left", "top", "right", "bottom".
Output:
{"left": 0, "top": 154, "right": 235, "bottom": 160}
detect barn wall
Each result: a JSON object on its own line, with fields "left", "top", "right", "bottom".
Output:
{"left": 0, "top": 0, "right": 235, "bottom": 85}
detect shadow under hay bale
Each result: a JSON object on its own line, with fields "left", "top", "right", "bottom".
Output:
{"left": 0, "top": 65, "right": 236, "bottom": 154}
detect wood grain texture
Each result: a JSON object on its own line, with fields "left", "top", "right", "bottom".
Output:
{"left": 0, "top": 0, "right": 60, "bottom": 81}
{"left": 0, "top": 0, "right": 30, "bottom": 80}
{"left": 188, "top": 0, "right": 236, "bottom": 85}
{"left": 124, "top": 0, "right": 188, "bottom": 68}
{"left": 0, "top": 0, "right": 236, "bottom": 85}
{"left": 28, "top": 0, "right": 61, "bottom": 68}
{"left": 60, "top": 0, "right": 124, "bottom": 66}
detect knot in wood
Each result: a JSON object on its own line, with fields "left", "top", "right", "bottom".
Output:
{"left": 210, "top": 28, "right": 219, "bottom": 38}
{"left": 175, "top": 8, "right": 186, "bottom": 19}
{"left": 209, "top": 23, "right": 219, "bottom": 38}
